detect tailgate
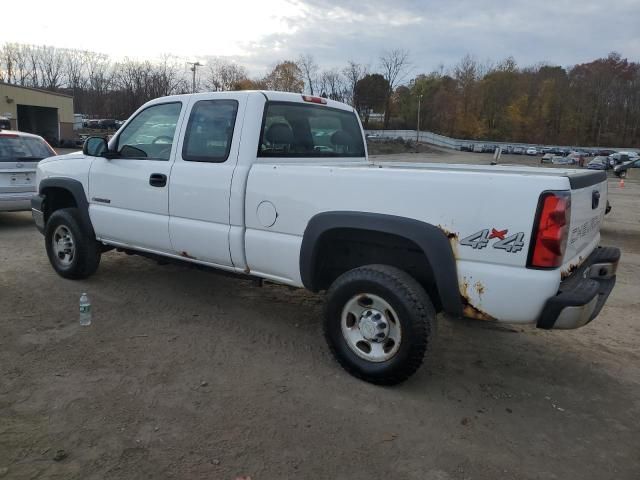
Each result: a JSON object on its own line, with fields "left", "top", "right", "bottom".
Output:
{"left": 565, "top": 173, "right": 608, "bottom": 265}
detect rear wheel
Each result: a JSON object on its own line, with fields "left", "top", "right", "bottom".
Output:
{"left": 45, "top": 208, "right": 101, "bottom": 279}
{"left": 324, "top": 264, "right": 435, "bottom": 385}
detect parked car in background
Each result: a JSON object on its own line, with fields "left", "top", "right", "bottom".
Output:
{"left": 1, "top": 130, "right": 55, "bottom": 211}
{"left": 613, "top": 158, "right": 640, "bottom": 177}
{"left": 596, "top": 149, "right": 616, "bottom": 157}
{"left": 608, "top": 152, "right": 639, "bottom": 168}
{"left": 473, "top": 144, "right": 484, "bottom": 153}
{"left": 0, "top": 117, "right": 11, "bottom": 130}
{"left": 526, "top": 147, "right": 538, "bottom": 156}
{"left": 98, "top": 119, "right": 118, "bottom": 130}
{"left": 541, "top": 153, "right": 554, "bottom": 164}
{"left": 567, "top": 152, "right": 583, "bottom": 164}
{"left": 552, "top": 155, "right": 575, "bottom": 165}
{"left": 512, "top": 146, "right": 524, "bottom": 155}
{"left": 587, "top": 156, "right": 611, "bottom": 170}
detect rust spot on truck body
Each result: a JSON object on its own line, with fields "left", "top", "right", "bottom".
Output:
{"left": 442, "top": 229, "right": 492, "bottom": 321}
{"left": 180, "top": 251, "right": 197, "bottom": 260}
{"left": 462, "top": 301, "right": 495, "bottom": 321}
{"left": 438, "top": 225, "right": 458, "bottom": 241}
{"left": 460, "top": 278, "right": 494, "bottom": 321}
{"left": 438, "top": 225, "right": 459, "bottom": 257}
{"left": 561, "top": 255, "right": 584, "bottom": 280}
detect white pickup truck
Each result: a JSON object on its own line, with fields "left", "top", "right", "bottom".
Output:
{"left": 32, "top": 91, "right": 620, "bottom": 385}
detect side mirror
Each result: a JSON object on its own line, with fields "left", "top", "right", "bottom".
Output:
{"left": 83, "top": 136, "right": 108, "bottom": 157}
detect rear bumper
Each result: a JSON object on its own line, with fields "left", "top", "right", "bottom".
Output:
{"left": 537, "top": 246, "right": 620, "bottom": 329}
{"left": 0, "top": 191, "right": 36, "bottom": 212}
{"left": 31, "top": 194, "right": 46, "bottom": 233}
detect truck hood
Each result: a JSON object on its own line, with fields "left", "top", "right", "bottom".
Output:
{"left": 39, "top": 151, "right": 84, "bottom": 164}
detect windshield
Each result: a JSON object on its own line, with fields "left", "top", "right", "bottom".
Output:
{"left": 259, "top": 102, "right": 365, "bottom": 158}
{"left": 0, "top": 135, "right": 54, "bottom": 162}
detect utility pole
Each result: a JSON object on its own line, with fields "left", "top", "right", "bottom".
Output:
{"left": 416, "top": 94, "right": 423, "bottom": 143}
{"left": 187, "top": 61, "right": 202, "bottom": 93}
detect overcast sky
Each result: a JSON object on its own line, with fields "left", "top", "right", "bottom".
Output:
{"left": 4, "top": 0, "right": 639, "bottom": 76}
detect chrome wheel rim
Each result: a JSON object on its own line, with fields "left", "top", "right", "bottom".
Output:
{"left": 341, "top": 293, "right": 402, "bottom": 362}
{"left": 52, "top": 225, "right": 75, "bottom": 266}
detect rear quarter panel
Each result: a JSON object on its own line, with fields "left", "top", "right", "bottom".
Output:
{"left": 245, "top": 162, "right": 570, "bottom": 323}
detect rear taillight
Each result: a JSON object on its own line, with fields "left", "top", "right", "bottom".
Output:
{"left": 528, "top": 191, "right": 571, "bottom": 269}
{"left": 302, "top": 95, "right": 327, "bottom": 105}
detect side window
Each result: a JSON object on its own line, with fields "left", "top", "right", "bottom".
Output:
{"left": 258, "top": 102, "right": 365, "bottom": 158}
{"left": 182, "top": 100, "right": 238, "bottom": 163}
{"left": 116, "top": 102, "right": 182, "bottom": 161}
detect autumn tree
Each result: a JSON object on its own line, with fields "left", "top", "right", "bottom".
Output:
{"left": 1, "top": 41, "right": 638, "bottom": 147}
{"left": 318, "top": 68, "right": 345, "bottom": 101}
{"left": 263, "top": 61, "right": 304, "bottom": 92}
{"left": 205, "top": 58, "right": 249, "bottom": 91}
{"left": 379, "top": 49, "right": 410, "bottom": 128}
{"left": 298, "top": 54, "right": 319, "bottom": 95}
{"left": 354, "top": 74, "right": 389, "bottom": 127}
{"left": 343, "top": 60, "right": 367, "bottom": 107}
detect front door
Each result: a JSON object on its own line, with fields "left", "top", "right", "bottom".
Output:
{"left": 168, "top": 94, "right": 245, "bottom": 266}
{"left": 89, "top": 101, "right": 184, "bottom": 253}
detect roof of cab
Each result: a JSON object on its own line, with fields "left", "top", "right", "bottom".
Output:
{"left": 144, "top": 90, "right": 355, "bottom": 113}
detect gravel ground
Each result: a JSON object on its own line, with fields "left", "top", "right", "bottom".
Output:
{"left": 1, "top": 151, "right": 639, "bottom": 479}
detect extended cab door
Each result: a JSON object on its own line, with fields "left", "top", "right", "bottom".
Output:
{"left": 168, "top": 94, "right": 245, "bottom": 266}
{"left": 89, "top": 101, "right": 184, "bottom": 252}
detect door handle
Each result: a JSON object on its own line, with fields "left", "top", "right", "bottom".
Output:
{"left": 149, "top": 173, "right": 167, "bottom": 187}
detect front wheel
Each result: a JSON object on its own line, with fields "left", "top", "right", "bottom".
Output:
{"left": 44, "top": 208, "right": 101, "bottom": 279}
{"left": 324, "top": 264, "right": 435, "bottom": 385}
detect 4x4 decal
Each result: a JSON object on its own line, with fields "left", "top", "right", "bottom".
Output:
{"left": 460, "top": 228, "right": 525, "bottom": 253}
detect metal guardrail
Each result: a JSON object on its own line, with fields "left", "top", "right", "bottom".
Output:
{"left": 364, "top": 129, "right": 639, "bottom": 154}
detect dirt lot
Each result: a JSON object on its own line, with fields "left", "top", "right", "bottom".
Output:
{"left": 1, "top": 150, "right": 639, "bottom": 479}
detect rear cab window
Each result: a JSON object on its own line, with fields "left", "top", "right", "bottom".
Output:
{"left": 0, "top": 134, "right": 55, "bottom": 162}
{"left": 182, "top": 100, "right": 238, "bottom": 163}
{"left": 258, "top": 102, "right": 364, "bottom": 158}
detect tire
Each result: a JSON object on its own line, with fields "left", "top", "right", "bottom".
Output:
{"left": 324, "top": 264, "right": 435, "bottom": 385}
{"left": 45, "top": 208, "right": 101, "bottom": 279}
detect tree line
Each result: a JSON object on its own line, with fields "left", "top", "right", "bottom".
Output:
{"left": 1, "top": 42, "right": 638, "bottom": 146}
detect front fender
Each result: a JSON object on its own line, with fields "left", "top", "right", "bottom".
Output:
{"left": 37, "top": 177, "right": 95, "bottom": 237}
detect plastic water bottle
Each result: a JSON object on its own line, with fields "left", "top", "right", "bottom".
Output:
{"left": 79, "top": 293, "right": 92, "bottom": 326}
